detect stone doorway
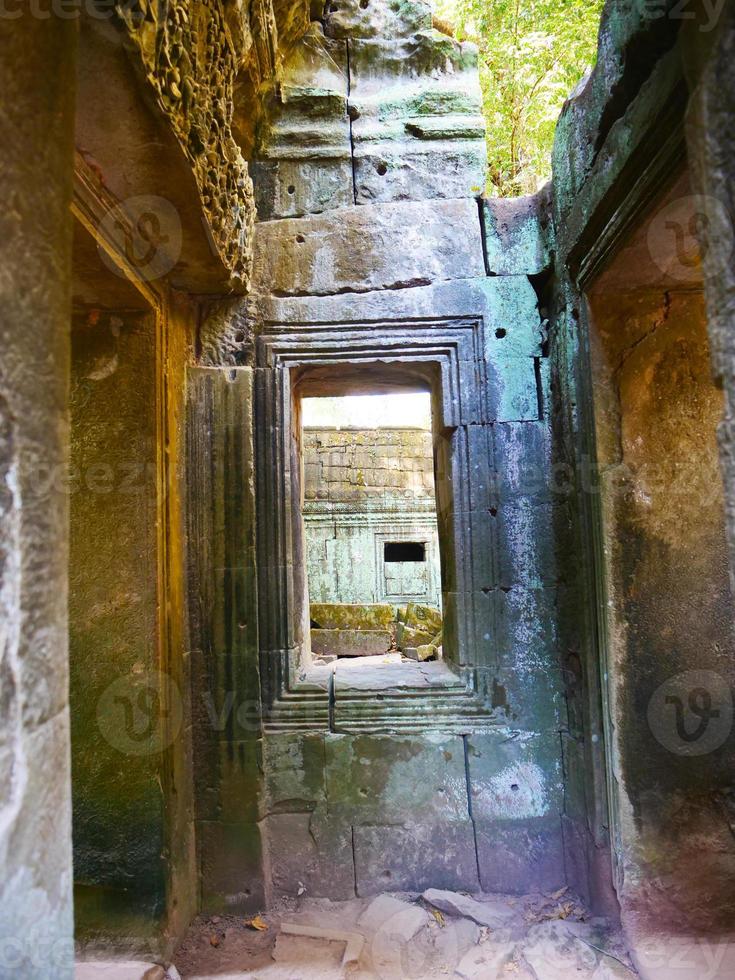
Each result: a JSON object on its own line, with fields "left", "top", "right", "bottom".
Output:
{"left": 583, "top": 164, "right": 735, "bottom": 939}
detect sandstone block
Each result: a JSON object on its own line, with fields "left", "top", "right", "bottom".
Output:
{"left": 483, "top": 187, "right": 554, "bottom": 276}
{"left": 252, "top": 26, "right": 352, "bottom": 219}
{"left": 473, "top": 817, "right": 565, "bottom": 895}
{"left": 353, "top": 821, "right": 479, "bottom": 895}
{"left": 311, "top": 628, "right": 392, "bottom": 657}
{"left": 325, "top": 732, "right": 469, "bottom": 822}
{"left": 455, "top": 941, "right": 518, "bottom": 979}
{"left": 358, "top": 894, "right": 428, "bottom": 939}
{"left": 261, "top": 810, "right": 356, "bottom": 901}
{"left": 422, "top": 889, "right": 519, "bottom": 929}
{"left": 415, "top": 643, "right": 437, "bottom": 661}
{"left": 262, "top": 732, "right": 327, "bottom": 811}
{"left": 311, "top": 602, "right": 395, "bottom": 629}
{"left": 521, "top": 920, "right": 598, "bottom": 980}
{"left": 466, "top": 731, "right": 564, "bottom": 822}
{"left": 396, "top": 622, "right": 434, "bottom": 649}
{"left": 325, "top": 0, "right": 433, "bottom": 40}
{"left": 251, "top": 198, "right": 485, "bottom": 296}
{"left": 404, "top": 601, "right": 442, "bottom": 633}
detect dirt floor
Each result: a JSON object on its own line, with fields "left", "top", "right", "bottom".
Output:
{"left": 168, "top": 888, "right": 637, "bottom": 979}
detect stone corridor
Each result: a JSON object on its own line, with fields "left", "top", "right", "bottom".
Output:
{"left": 2, "top": 1, "right": 735, "bottom": 979}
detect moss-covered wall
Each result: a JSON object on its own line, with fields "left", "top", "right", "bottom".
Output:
{"left": 69, "top": 311, "right": 166, "bottom": 938}
{"left": 69, "top": 288, "right": 198, "bottom": 954}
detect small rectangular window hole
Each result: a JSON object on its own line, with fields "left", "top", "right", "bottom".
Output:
{"left": 384, "top": 541, "right": 426, "bottom": 563}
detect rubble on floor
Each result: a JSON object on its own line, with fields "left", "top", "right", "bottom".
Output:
{"left": 163, "top": 888, "right": 637, "bottom": 979}
{"left": 309, "top": 602, "right": 444, "bottom": 661}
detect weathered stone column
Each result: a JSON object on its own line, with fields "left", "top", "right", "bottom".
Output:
{"left": 685, "top": 1, "right": 735, "bottom": 585}
{"left": 0, "top": 13, "right": 77, "bottom": 978}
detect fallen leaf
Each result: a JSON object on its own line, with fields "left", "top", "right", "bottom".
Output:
{"left": 209, "top": 934, "right": 220, "bottom": 948}
{"left": 551, "top": 902, "right": 574, "bottom": 920}
{"left": 430, "top": 908, "right": 445, "bottom": 927}
{"left": 244, "top": 915, "right": 268, "bottom": 932}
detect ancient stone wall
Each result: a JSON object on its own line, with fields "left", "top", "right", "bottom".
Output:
{"left": 303, "top": 427, "right": 435, "bottom": 503}
{"left": 548, "top": 0, "right": 735, "bottom": 970}
{"left": 191, "top": 0, "right": 568, "bottom": 907}
{"left": 251, "top": 0, "right": 486, "bottom": 219}
{"left": 0, "top": 16, "right": 77, "bottom": 978}
{"left": 111, "top": 0, "right": 309, "bottom": 286}
{"left": 303, "top": 427, "right": 441, "bottom": 607}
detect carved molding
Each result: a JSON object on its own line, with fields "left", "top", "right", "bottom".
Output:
{"left": 114, "top": 0, "right": 267, "bottom": 285}
{"left": 254, "top": 317, "right": 500, "bottom": 734}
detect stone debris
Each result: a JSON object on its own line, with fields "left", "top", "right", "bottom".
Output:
{"left": 403, "top": 602, "right": 443, "bottom": 635}
{"left": 454, "top": 939, "right": 517, "bottom": 978}
{"left": 520, "top": 920, "right": 600, "bottom": 980}
{"left": 416, "top": 642, "right": 438, "bottom": 661}
{"left": 143, "top": 969, "right": 165, "bottom": 980}
{"left": 423, "top": 888, "right": 520, "bottom": 929}
{"left": 75, "top": 963, "right": 165, "bottom": 980}
{"left": 358, "top": 893, "right": 428, "bottom": 940}
{"left": 592, "top": 957, "right": 638, "bottom": 980}
{"left": 279, "top": 922, "right": 365, "bottom": 967}
{"left": 169, "top": 890, "right": 637, "bottom": 980}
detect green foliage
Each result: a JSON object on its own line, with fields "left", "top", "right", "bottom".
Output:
{"left": 434, "top": 0, "right": 604, "bottom": 197}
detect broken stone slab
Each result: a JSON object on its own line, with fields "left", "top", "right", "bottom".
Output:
{"left": 455, "top": 940, "right": 517, "bottom": 979}
{"left": 396, "top": 623, "right": 435, "bottom": 649}
{"left": 482, "top": 187, "right": 554, "bottom": 277}
{"left": 311, "top": 602, "right": 395, "bottom": 630}
{"left": 311, "top": 628, "right": 392, "bottom": 657}
{"left": 592, "top": 957, "right": 637, "bottom": 980}
{"left": 75, "top": 964, "right": 164, "bottom": 980}
{"left": 521, "top": 920, "right": 599, "bottom": 980}
{"left": 278, "top": 922, "right": 365, "bottom": 968}
{"left": 358, "top": 893, "right": 428, "bottom": 940}
{"left": 250, "top": 198, "right": 485, "bottom": 297}
{"left": 422, "top": 889, "right": 520, "bottom": 929}
{"left": 271, "top": 933, "right": 349, "bottom": 979}
{"left": 404, "top": 601, "right": 442, "bottom": 634}
{"left": 416, "top": 643, "right": 438, "bottom": 661}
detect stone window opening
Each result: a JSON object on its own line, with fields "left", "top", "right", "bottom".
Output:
{"left": 299, "top": 388, "right": 446, "bottom": 677}
{"left": 384, "top": 541, "right": 426, "bottom": 563}
{"left": 254, "top": 323, "right": 498, "bottom": 732}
